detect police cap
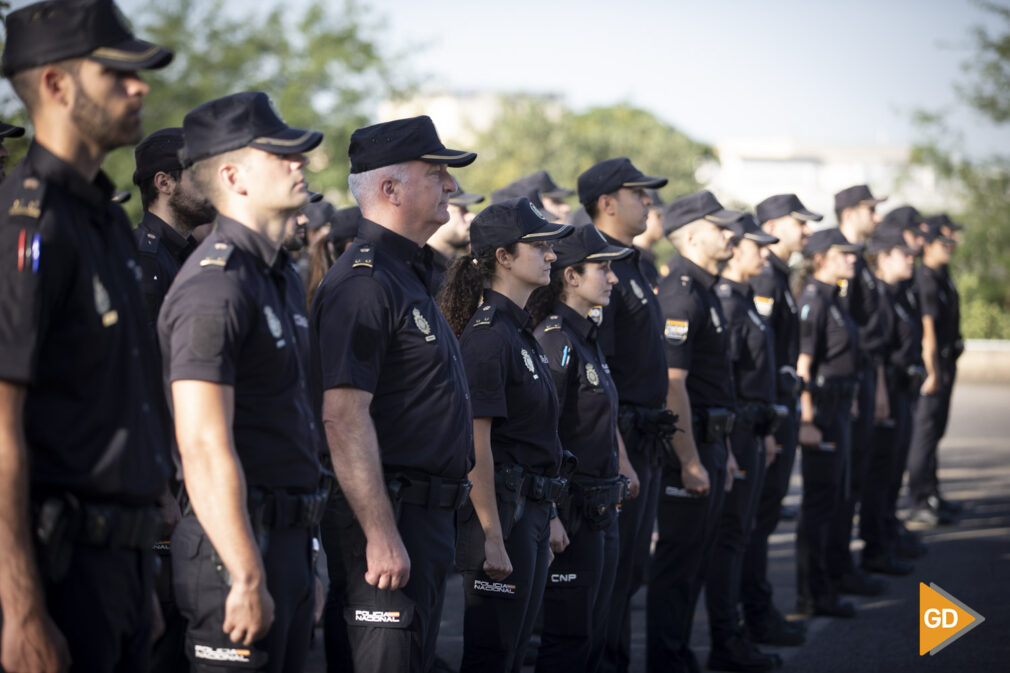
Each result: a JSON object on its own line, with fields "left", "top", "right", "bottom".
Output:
{"left": 301, "top": 199, "right": 338, "bottom": 231}
{"left": 449, "top": 183, "right": 484, "bottom": 207}
{"left": 180, "top": 91, "right": 323, "bottom": 167}
{"left": 470, "top": 197, "right": 573, "bottom": 257}
{"left": 329, "top": 206, "right": 364, "bottom": 240}
{"left": 879, "top": 205, "right": 926, "bottom": 233}
{"left": 577, "top": 158, "right": 667, "bottom": 206}
{"left": 0, "top": 121, "right": 25, "bottom": 138}
{"left": 925, "top": 212, "right": 963, "bottom": 233}
{"left": 756, "top": 193, "right": 823, "bottom": 224}
{"left": 730, "top": 212, "right": 778, "bottom": 246}
{"left": 802, "top": 227, "right": 860, "bottom": 256}
{"left": 645, "top": 188, "right": 665, "bottom": 210}
{"left": 133, "top": 127, "right": 183, "bottom": 185}
{"left": 662, "top": 190, "right": 743, "bottom": 235}
{"left": 834, "top": 184, "right": 886, "bottom": 213}
{"left": 552, "top": 223, "right": 632, "bottom": 268}
{"left": 866, "top": 226, "right": 911, "bottom": 255}
{"left": 2, "top": 0, "right": 173, "bottom": 77}
{"left": 348, "top": 116, "right": 476, "bottom": 174}
{"left": 491, "top": 182, "right": 546, "bottom": 211}
{"left": 517, "top": 170, "right": 575, "bottom": 200}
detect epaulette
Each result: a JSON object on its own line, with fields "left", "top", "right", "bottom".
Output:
{"left": 543, "top": 314, "right": 562, "bottom": 332}
{"left": 471, "top": 303, "right": 496, "bottom": 327}
{"left": 716, "top": 282, "right": 732, "bottom": 297}
{"left": 138, "top": 230, "right": 160, "bottom": 255}
{"left": 6, "top": 176, "right": 47, "bottom": 274}
{"left": 352, "top": 243, "right": 375, "bottom": 270}
{"left": 199, "top": 242, "right": 235, "bottom": 270}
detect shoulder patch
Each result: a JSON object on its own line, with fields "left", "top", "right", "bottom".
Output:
{"left": 472, "top": 303, "right": 496, "bottom": 327}
{"left": 352, "top": 243, "right": 375, "bottom": 269}
{"left": 138, "top": 230, "right": 160, "bottom": 254}
{"left": 664, "top": 319, "right": 689, "bottom": 344}
{"left": 199, "top": 242, "right": 235, "bottom": 270}
{"left": 7, "top": 177, "right": 46, "bottom": 220}
{"left": 543, "top": 314, "right": 562, "bottom": 332}
{"left": 6, "top": 177, "right": 47, "bottom": 275}
{"left": 588, "top": 305, "right": 603, "bottom": 325}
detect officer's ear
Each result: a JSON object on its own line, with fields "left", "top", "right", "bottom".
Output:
{"left": 563, "top": 265, "right": 581, "bottom": 287}
{"left": 495, "top": 246, "right": 514, "bottom": 269}
{"left": 218, "top": 160, "right": 247, "bottom": 197}
{"left": 153, "top": 171, "right": 176, "bottom": 197}
{"left": 38, "top": 64, "right": 76, "bottom": 110}
{"left": 598, "top": 193, "right": 617, "bottom": 218}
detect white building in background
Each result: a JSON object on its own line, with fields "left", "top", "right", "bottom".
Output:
{"left": 702, "top": 137, "right": 956, "bottom": 221}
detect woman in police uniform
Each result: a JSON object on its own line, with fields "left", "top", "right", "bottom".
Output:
{"left": 438, "top": 197, "right": 573, "bottom": 673}
{"left": 527, "top": 225, "right": 633, "bottom": 672}
{"left": 794, "top": 228, "right": 860, "bottom": 618}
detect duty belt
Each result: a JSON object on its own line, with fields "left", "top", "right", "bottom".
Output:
{"left": 810, "top": 375, "right": 856, "bottom": 396}
{"left": 248, "top": 486, "right": 330, "bottom": 529}
{"left": 387, "top": 474, "right": 472, "bottom": 510}
{"left": 691, "top": 407, "right": 736, "bottom": 444}
{"left": 521, "top": 473, "right": 568, "bottom": 504}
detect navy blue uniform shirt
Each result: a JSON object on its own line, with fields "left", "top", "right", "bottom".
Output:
{"left": 534, "top": 302, "right": 620, "bottom": 479}
{"left": 751, "top": 250, "right": 799, "bottom": 394}
{"left": 134, "top": 210, "right": 197, "bottom": 329}
{"left": 798, "top": 279, "right": 858, "bottom": 380}
{"left": 310, "top": 219, "right": 474, "bottom": 481}
{"left": 0, "top": 142, "right": 170, "bottom": 503}
{"left": 658, "top": 254, "right": 736, "bottom": 411}
{"left": 717, "top": 278, "right": 776, "bottom": 404}
{"left": 461, "top": 290, "right": 562, "bottom": 476}
{"left": 879, "top": 279, "right": 923, "bottom": 371}
{"left": 596, "top": 233, "right": 668, "bottom": 410}
{"left": 159, "top": 215, "right": 321, "bottom": 491}
{"left": 839, "top": 255, "right": 885, "bottom": 360}
{"left": 915, "top": 265, "right": 961, "bottom": 357}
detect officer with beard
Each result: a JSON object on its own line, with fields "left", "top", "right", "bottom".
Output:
{"left": 134, "top": 127, "right": 216, "bottom": 328}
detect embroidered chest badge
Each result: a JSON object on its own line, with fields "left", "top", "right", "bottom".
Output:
{"left": 521, "top": 348, "right": 539, "bottom": 379}
{"left": 413, "top": 307, "right": 436, "bottom": 342}
{"left": 585, "top": 363, "right": 600, "bottom": 387}
{"left": 264, "top": 306, "right": 286, "bottom": 348}
{"left": 93, "top": 275, "right": 118, "bottom": 327}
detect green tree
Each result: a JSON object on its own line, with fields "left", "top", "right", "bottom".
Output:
{"left": 908, "top": 1, "right": 1010, "bottom": 338}
{"left": 0, "top": 0, "right": 410, "bottom": 221}
{"left": 460, "top": 95, "right": 714, "bottom": 208}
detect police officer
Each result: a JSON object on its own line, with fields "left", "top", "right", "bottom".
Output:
{"left": 741, "top": 194, "right": 820, "bottom": 646}
{"left": 310, "top": 115, "right": 477, "bottom": 673}
{"left": 574, "top": 157, "right": 669, "bottom": 673}
{"left": 706, "top": 213, "right": 784, "bottom": 672}
{"left": 860, "top": 227, "right": 921, "bottom": 574}
{"left": 632, "top": 188, "right": 666, "bottom": 286}
{"left": 133, "top": 127, "right": 216, "bottom": 328}
{"left": 906, "top": 217, "right": 962, "bottom": 526}
{"left": 429, "top": 182, "right": 484, "bottom": 286}
{"left": 513, "top": 169, "right": 576, "bottom": 223}
{"left": 439, "top": 197, "right": 573, "bottom": 673}
{"left": 528, "top": 225, "right": 633, "bottom": 673}
{"left": 0, "top": 120, "right": 25, "bottom": 181}
{"left": 0, "top": 1, "right": 172, "bottom": 670}
{"left": 648, "top": 191, "right": 740, "bottom": 673}
{"left": 829, "top": 185, "right": 890, "bottom": 596}
{"left": 159, "top": 92, "right": 326, "bottom": 672}
{"left": 794, "top": 228, "right": 860, "bottom": 618}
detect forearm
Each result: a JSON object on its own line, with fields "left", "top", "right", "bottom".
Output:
{"left": 922, "top": 316, "right": 939, "bottom": 377}
{"left": 469, "top": 418, "right": 503, "bottom": 540}
{"left": 322, "top": 388, "right": 398, "bottom": 541}
{"left": 0, "top": 382, "right": 45, "bottom": 618}
{"left": 666, "top": 371, "right": 699, "bottom": 464}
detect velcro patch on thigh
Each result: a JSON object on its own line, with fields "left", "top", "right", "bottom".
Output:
{"left": 345, "top": 604, "right": 415, "bottom": 629}
{"left": 470, "top": 576, "right": 519, "bottom": 599}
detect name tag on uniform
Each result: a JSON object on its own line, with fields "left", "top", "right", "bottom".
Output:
{"left": 665, "top": 319, "right": 689, "bottom": 344}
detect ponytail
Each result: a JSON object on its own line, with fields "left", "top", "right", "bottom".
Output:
{"left": 437, "top": 244, "right": 517, "bottom": 337}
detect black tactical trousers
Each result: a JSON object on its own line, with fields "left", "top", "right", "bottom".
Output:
{"left": 172, "top": 514, "right": 314, "bottom": 673}
{"left": 907, "top": 365, "right": 955, "bottom": 505}
{"left": 706, "top": 425, "right": 766, "bottom": 644}
{"left": 323, "top": 496, "right": 454, "bottom": 673}
{"left": 459, "top": 498, "right": 552, "bottom": 673}
{"left": 796, "top": 395, "right": 851, "bottom": 602}
{"left": 536, "top": 514, "right": 620, "bottom": 673}
{"left": 646, "top": 436, "right": 728, "bottom": 673}
{"left": 601, "top": 422, "right": 663, "bottom": 673}
{"left": 863, "top": 379, "right": 913, "bottom": 559}
{"left": 19, "top": 545, "right": 156, "bottom": 672}
{"left": 826, "top": 365, "right": 874, "bottom": 578}
{"left": 741, "top": 398, "right": 797, "bottom": 623}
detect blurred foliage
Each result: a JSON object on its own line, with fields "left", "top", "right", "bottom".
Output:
{"left": 458, "top": 95, "right": 714, "bottom": 209}
{"left": 908, "top": 0, "right": 1010, "bottom": 339}
{"left": 0, "top": 0, "right": 411, "bottom": 222}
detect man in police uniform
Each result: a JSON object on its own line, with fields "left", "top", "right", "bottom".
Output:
{"left": 159, "top": 92, "right": 326, "bottom": 672}
{"left": 0, "top": 1, "right": 173, "bottom": 670}
{"left": 823, "top": 185, "right": 891, "bottom": 594}
{"left": 0, "top": 121, "right": 26, "bottom": 181}
{"left": 576, "top": 157, "right": 670, "bottom": 673}
{"left": 740, "top": 194, "right": 820, "bottom": 646}
{"left": 310, "top": 115, "right": 476, "bottom": 673}
{"left": 133, "top": 127, "right": 215, "bottom": 327}
{"left": 647, "top": 191, "right": 742, "bottom": 673}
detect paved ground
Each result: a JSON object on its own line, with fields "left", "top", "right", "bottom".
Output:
{"left": 306, "top": 382, "right": 1010, "bottom": 671}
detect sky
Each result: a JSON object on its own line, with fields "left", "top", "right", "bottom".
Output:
{"left": 9, "top": 0, "right": 1009, "bottom": 157}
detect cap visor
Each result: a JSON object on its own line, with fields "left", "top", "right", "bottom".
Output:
{"left": 420, "top": 148, "right": 477, "bottom": 168}
{"left": 744, "top": 232, "right": 779, "bottom": 246}
{"left": 0, "top": 122, "right": 25, "bottom": 138}
{"left": 705, "top": 208, "right": 745, "bottom": 227}
{"left": 449, "top": 193, "right": 485, "bottom": 206}
{"left": 90, "top": 39, "right": 173, "bottom": 71}
{"left": 860, "top": 197, "right": 887, "bottom": 207}
{"left": 622, "top": 176, "right": 668, "bottom": 189}
{"left": 543, "top": 188, "right": 575, "bottom": 200}
{"left": 586, "top": 244, "right": 633, "bottom": 261}
{"left": 251, "top": 128, "right": 324, "bottom": 155}
{"left": 832, "top": 243, "right": 862, "bottom": 254}
{"left": 307, "top": 191, "right": 324, "bottom": 203}
{"left": 791, "top": 208, "right": 824, "bottom": 222}
{"left": 520, "top": 222, "right": 574, "bottom": 242}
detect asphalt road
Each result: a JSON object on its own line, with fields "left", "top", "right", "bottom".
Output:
{"left": 306, "top": 381, "right": 1010, "bottom": 672}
